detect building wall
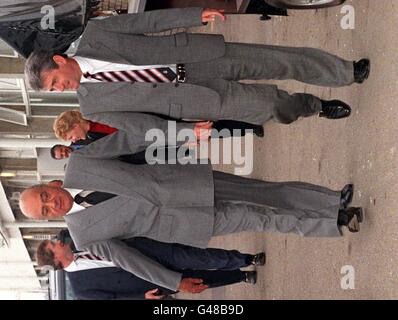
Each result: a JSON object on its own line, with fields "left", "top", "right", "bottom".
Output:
{"left": 99, "top": 0, "right": 129, "bottom": 11}
{"left": 0, "top": 57, "right": 24, "bottom": 74}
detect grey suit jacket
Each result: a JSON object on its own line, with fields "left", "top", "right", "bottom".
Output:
{"left": 76, "top": 7, "right": 224, "bottom": 65}
{"left": 64, "top": 154, "right": 215, "bottom": 249}
{"left": 76, "top": 7, "right": 228, "bottom": 125}
{"left": 63, "top": 155, "right": 215, "bottom": 290}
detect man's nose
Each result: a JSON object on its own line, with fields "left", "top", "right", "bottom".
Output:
{"left": 54, "top": 83, "right": 64, "bottom": 92}
{"left": 44, "top": 198, "right": 56, "bottom": 208}
{"left": 50, "top": 198, "right": 59, "bottom": 210}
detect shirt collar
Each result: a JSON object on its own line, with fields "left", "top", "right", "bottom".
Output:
{"left": 64, "top": 188, "right": 86, "bottom": 214}
{"left": 63, "top": 259, "right": 77, "bottom": 272}
{"left": 73, "top": 56, "right": 95, "bottom": 82}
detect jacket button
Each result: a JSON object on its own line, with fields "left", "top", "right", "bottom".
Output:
{"left": 152, "top": 84, "right": 157, "bottom": 88}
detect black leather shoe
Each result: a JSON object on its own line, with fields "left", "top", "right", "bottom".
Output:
{"left": 251, "top": 252, "right": 266, "bottom": 266}
{"left": 244, "top": 271, "right": 257, "bottom": 285}
{"left": 354, "top": 59, "right": 370, "bottom": 84}
{"left": 319, "top": 100, "right": 351, "bottom": 119}
{"left": 340, "top": 184, "right": 354, "bottom": 209}
{"left": 253, "top": 125, "right": 265, "bottom": 138}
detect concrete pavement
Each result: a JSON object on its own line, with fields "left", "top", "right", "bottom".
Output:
{"left": 177, "top": 0, "right": 398, "bottom": 300}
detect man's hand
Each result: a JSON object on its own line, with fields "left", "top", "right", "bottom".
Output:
{"left": 178, "top": 278, "right": 209, "bottom": 293}
{"left": 194, "top": 121, "right": 213, "bottom": 141}
{"left": 145, "top": 288, "right": 166, "bottom": 300}
{"left": 202, "top": 8, "right": 226, "bottom": 23}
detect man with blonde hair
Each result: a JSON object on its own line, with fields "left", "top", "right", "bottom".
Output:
{"left": 52, "top": 109, "right": 205, "bottom": 164}
{"left": 53, "top": 109, "right": 264, "bottom": 143}
{"left": 52, "top": 109, "right": 264, "bottom": 164}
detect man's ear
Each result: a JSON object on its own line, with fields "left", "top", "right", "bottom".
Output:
{"left": 48, "top": 180, "right": 64, "bottom": 188}
{"left": 53, "top": 55, "right": 67, "bottom": 66}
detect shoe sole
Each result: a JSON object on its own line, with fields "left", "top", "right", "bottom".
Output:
{"left": 252, "top": 272, "right": 257, "bottom": 285}
{"left": 348, "top": 216, "right": 360, "bottom": 232}
{"left": 356, "top": 208, "right": 364, "bottom": 223}
{"left": 342, "top": 184, "right": 354, "bottom": 206}
{"left": 347, "top": 208, "right": 364, "bottom": 233}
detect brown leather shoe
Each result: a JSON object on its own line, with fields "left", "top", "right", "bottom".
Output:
{"left": 346, "top": 207, "right": 364, "bottom": 233}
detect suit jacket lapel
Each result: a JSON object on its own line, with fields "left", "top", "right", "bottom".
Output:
{"left": 64, "top": 154, "right": 157, "bottom": 206}
{"left": 64, "top": 156, "right": 127, "bottom": 195}
{"left": 64, "top": 196, "right": 130, "bottom": 247}
{"left": 76, "top": 41, "right": 133, "bottom": 65}
{"left": 65, "top": 197, "right": 128, "bottom": 230}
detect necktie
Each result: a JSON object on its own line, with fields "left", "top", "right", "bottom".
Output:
{"left": 84, "top": 67, "right": 177, "bottom": 83}
{"left": 85, "top": 131, "right": 108, "bottom": 141}
{"left": 75, "top": 252, "right": 104, "bottom": 261}
{"left": 74, "top": 190, "right": 117, "bottom": 208}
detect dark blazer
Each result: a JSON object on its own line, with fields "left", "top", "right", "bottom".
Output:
{"left": 67, "top": 267, "right": 173, "bottom": 300}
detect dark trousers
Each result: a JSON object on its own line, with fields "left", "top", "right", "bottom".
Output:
{"left": 123, "top": 237, "right": 252, "bottom": 270}
{"left": 61, "top": 229, "right": 250, "bottom": 296}
{"left": 123, "top": 237, "right": 251, "bottom": 291}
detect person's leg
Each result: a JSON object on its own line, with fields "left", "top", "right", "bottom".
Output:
{"left": 213, "top": 199, "right": 341, "bottom": 238}
{"left": 186, "top": 43, "right": 355, "bottom": 87}
{"left": 213, "top": 171, "right": 341, "bottom": 212}
{"left": 186, "top": 78, "right": 322, "bottom": 125}
{"left": 123, "top": 237, "right": 254, "bottom": 270}
{"left": 212, "top": 171, "right": 342, "bottom": 237}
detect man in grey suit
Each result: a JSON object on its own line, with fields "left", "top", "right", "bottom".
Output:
{"left": 20, "top": 155, "right": 363, "bottom": 292}
{"left": 37, "top": 233, "right": 262, "bottom": 299}
{"left": 25, "top": 7, "right": 370, "bottom": 131}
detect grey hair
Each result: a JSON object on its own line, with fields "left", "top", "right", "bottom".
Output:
{"left": 24, "top": 51, "right": 60, "bottom": 91}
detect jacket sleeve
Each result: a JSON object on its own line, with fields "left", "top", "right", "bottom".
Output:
{"left": 89, "top": 7, "right": 205, "bottom": 34}
{"left": 85, "top": 240, "right": 183, "bottom": 291}
{"left": 77, "top": 289, "right": 145, "bottom": 300}
{"left": 81, "top": 112, "right": 196, "bottom": 157}
{"left": 75, "top": 289, "right": 117, "bottom": 300}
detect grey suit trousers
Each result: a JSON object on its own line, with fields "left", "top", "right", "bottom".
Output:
{"left": 212, "top": 171, "right": 342, "bottom": 237}
{"left": 185, "top": 43, "right": 354, "bottom": 125}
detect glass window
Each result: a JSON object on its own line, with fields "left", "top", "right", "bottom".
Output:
{"left": 28, "top": 91, "right": 78, "bottom": 107}
{"left": 0, "top": 78, "right": 20, "bottom": 90}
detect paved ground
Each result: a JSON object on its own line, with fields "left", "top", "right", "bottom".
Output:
{"left": 178, "top": 0, "right": 398, "bottom": 300}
